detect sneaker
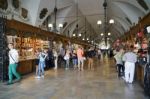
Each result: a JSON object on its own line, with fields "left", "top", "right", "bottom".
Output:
{"left": 128, "top": 82, "right": 133, "bottom": 84}
{"left": 6, "top": 82, "right": 13, "bottom": 85}
{"left": 35, "top": 76, "right": 41, "bottom": 79}
{"left": 81, "top": 68, "right": 84, "bottom": 71}
{"left": 65, "top": 68, "right": 69, "bottom": 70}
{"left": 121, "top": 76, "right": 125, "bottom": 80}
{"left": 41, "top": 75, "right": 44, "bottom": 78}
{"left": 17, "top": 77, "right": 21, "bottom": 81}
{"left": 78, "top": 68, "right": 82, "bottom": 71}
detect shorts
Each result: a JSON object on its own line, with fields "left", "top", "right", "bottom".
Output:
{"left": 35, "top": 59, "right": 39, "bottom": 65}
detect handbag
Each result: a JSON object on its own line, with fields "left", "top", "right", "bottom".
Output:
{"left": 64, "top": 55, "right": 69, "bottom": 60}
{"left": 83, "top": 57, "right": 86, "bottom": 60}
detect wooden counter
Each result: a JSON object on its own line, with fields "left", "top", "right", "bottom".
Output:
{"left": 136, "top": 64, "right": 145, "bottom": 86}
{"left": 17, "top": 59, "right": 36, "bottom": 75}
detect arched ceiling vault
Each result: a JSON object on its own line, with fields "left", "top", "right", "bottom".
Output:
{"left": 1, "top": 0, "right": 149, "bottom": 43}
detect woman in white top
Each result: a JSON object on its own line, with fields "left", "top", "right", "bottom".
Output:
{"left": 53, "top": 49, "right": 58, "bottom": 70}
{"left": 64, "top": 49, "right": 70, "bottom": 70}
{"left": 114, "top": 48, "right": 124, "bottom": 77}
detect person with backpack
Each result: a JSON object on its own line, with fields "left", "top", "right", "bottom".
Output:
{"left": 87, "top": 47, "right": 95, "bottom": 70}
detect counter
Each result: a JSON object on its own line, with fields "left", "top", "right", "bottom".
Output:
{"left": 17, "top": 58, "right": 36, "bottom": 75}
{"left": 136, "top": 64, "right": 145, "bottom": 86}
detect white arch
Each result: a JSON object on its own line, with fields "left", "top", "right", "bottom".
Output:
{"left": 114, "top": 1, "right": 145, "bottom": 24}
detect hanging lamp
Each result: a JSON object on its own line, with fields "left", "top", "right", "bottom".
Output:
{"left": 53, "top": 0, "right": 58, "bottom": 32}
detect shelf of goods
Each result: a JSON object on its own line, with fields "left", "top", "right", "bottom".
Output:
{"left": 6, "top": 35, "right": 49, "bottom": 75}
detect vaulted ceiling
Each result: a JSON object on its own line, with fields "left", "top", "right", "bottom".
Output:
{"left": 0, "top": 0, "right": 150, "bottom": 44}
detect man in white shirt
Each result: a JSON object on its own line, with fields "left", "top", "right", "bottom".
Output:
{"left": 123, "top": 45, "right": 137, "bottom": 84}
{"left": 7, "top": 43, "right": 21, "bottom": 85}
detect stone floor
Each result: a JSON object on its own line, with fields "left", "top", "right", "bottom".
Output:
{"left": 0, "top": 57, "right": 149, "bottom": 99}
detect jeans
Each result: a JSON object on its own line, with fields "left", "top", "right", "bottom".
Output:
{"left": 72, "top": 59, "right": 78, "bottom": 66}
{"left": 8, "top": 63, "right": 21, "bottom": 83}
{"left": 78, "top": 58, "right": 84, "bottom": 69}
{"left": 38, "top": 61, "right": 45, "bottom": 76}
{"left": 117, "top": 64, "right": 124, "bottom": 77}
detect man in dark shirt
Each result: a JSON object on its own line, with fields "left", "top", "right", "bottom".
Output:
{"left": 87, "top": 47, "right": 96, "bottom": 70}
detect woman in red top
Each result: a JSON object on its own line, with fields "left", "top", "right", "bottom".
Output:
{"left": 77, "top": 46, "right": 84, "bottom": 71}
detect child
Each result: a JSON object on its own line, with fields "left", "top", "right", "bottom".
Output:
{"left": 36, "top": 49, "right": 47, "bottom": 78}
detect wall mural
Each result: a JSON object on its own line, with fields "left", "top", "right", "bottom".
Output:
{"left": 39, "top": 8, "right": 48, "bottom": 19}
{"left": 0, "top": 0, "right": 8, "bottom": 10}
{"left": 12, "top": 0, "right": 19, "bottom": 9}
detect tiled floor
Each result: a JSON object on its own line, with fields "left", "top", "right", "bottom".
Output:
{"left": 0, "top": 57, "right": 149, "bottom": 99}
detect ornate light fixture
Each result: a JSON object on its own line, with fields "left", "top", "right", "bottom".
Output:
{"left": 108, "top": 32, "right": 111, "bottom": 36}
{"left": 78, "top": 33, "right": 82, "bottom": 37}
{"left": 53, "top": 0, "right": 58, "bottom": 32}
{"left": 72, "top": 34, "right": 75, "bottom": 37}
{"left": 101, "top": 33, "right": 104, "bottom": 36}
{"left": 109, "top": 19, "right": 114, "bottom": 24}
{"left": 58, "top": 23, "right": 63, "bottom": 28}
{"left": 73, "top": 0, "right": 79, "bottom": 37}
{"left": 87, "top": 38, "right": 89, "bottom": 40}
{"left": 103, "top": 0, "right": 107, "bottom": 46}
{"left": 97, "top": 20, "right": 102, "bottom": 25}
{"left": 97, "top": 5, "right": 114, "bottom": 43}
{"left": 48, "top": 23, "right": 53, "bottom": 28}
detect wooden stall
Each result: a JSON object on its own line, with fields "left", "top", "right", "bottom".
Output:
{"left": 6, "top": 19, "right": 91, "bottom": 75}
{"left": 121, "top": 12, "right": 150, "bottom": 85}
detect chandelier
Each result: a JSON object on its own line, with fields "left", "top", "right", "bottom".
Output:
{"left": 103, "top": 0, "right": 108, "bottom": 46}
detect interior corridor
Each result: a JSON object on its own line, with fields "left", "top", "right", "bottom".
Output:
{"left": 0, "top": 57, "right": 149, "bottom": 99}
